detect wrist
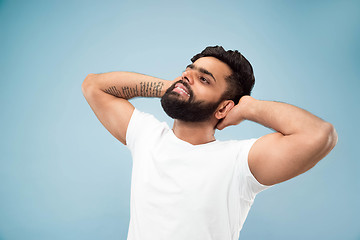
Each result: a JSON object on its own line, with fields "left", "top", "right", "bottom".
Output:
{"left": 159, "top": 80, "right": 175, "bottom": 97}
{"left": 237, "top": 95, "right": 257, "bottom": 120}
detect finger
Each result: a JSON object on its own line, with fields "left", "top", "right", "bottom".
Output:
{"left": 215, "top": 120, "right": 222, "bottom": 130}
{"left": 216, "top": 119, "right": 227, "bottom": 130}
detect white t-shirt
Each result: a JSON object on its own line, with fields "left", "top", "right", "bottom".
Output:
{"left": 126, "top": 109, "right": 271, "bottom": 240}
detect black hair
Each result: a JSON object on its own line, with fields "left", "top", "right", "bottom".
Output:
{"left": 191, "top": 45, "right": 255, "bottom": 104}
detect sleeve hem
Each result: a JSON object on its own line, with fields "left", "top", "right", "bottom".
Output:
{"left": 245, "top": 137, "right": 273, "bottom": 191}
{"left": 125, "top": 108, "right": 139, "bottom": 150}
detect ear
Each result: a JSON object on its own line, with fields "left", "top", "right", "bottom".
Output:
{"left": 215, "top": 100, "right": 235, "bottom": 120}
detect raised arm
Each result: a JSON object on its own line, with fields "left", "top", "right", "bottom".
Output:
{"left": 217, "top": 96, "right": 338, "bottom": 186}
{"left": 81, "top": 72, "right": 174, "bottom": 145}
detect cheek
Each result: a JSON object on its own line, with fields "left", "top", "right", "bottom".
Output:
{"left": 194, "top": 86, "right": 223, "bottom": 102}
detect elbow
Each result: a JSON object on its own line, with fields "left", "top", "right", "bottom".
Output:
{"left": 322, "top": 122, "right": 338, "bottom": 150}
{"left": 82, "top": 73, "right": 97, "bottom": 93}
{"left": 313, "top": 122, "right": 338, "bottom": 158}
{"left": 302, "top": 122, "right": 338, "bottom": 168}
{"left": 329, "top": 123, "right": 338, "bottom": 150}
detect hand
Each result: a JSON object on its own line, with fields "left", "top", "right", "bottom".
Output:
{"left": 216, "top": 95, "right": 255, "bottom": 130}
{"left": 165, "top": 76, "right": 181, "bottom": 89}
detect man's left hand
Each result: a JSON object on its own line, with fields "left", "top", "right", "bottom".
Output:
{"left": 216, "top": 95, "right": 255, "bottom": 130}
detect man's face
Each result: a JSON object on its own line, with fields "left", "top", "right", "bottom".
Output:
{"left": 161, "top": 57, "right": 232, "bottom": 122}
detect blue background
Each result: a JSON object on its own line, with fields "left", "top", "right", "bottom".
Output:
{"left": 1, "top": 0, "right": 359, "bottom": 239}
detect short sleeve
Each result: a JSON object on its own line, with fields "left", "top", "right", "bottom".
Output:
{"left": 238, "top": 137, "right": 272, "bottom": 200}
{"left": 125, "top": 108, "right": 166, "bottom": 152}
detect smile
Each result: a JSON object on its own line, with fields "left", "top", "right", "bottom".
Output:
{"left": 173, "top": 83, "right": 190, "bottom": 97}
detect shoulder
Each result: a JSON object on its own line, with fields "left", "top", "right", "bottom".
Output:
{"left": 229, "top": 137, "right": 271, "bottom": 194}
{"left": 217, "top": 138, "right": 260, "bottom": 153}
{"left": 126, "top": 108, "right": 169, "bottom": 148}
{"left": 128, "top": 108, "right": 167, "bottom": 128}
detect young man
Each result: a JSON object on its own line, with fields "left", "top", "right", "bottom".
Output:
{"left": 81, "top": 46, "right": 338, "bottom": 240}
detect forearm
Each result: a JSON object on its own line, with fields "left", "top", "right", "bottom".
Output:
{"left": 242, "top": 96, "right": 334, "bottom": 136}
{"left": 236, "top": 96, "right": 338, "bottom": 186}
{"left": 82, "top": 71, "right": 173, "bottom": 99}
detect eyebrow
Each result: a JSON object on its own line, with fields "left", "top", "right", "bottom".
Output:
{"left": 185, "top": 64, "right": 217, "bottom": 82}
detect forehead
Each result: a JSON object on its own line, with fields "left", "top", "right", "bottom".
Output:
{"left": 192, "top": 56, "right": 233, "bottom": 81}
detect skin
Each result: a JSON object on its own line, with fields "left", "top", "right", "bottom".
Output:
{"left": 81, "top": 56, "right": 338, "bottom": 186}
{"left": 170, "top": 57, "right": 235, "bottom": 145}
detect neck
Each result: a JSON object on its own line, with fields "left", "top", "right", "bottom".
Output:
{"left": 172, "top": 119, "right": 217, "bottom": 145}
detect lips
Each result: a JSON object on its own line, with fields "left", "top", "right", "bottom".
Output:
{"left": 173, "top": 82, "right": 190, "bottom": 97}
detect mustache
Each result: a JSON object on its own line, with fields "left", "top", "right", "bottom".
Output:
{"left": 170, "top": 79, "right": 194, "bottom": 99}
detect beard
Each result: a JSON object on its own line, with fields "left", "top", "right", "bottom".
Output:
{"left": 161, "top": 80, "right": 223, "bottom": 122}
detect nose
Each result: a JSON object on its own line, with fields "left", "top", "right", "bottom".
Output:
{"left": 181, "top": 70, "right": 194, "bottom": 85}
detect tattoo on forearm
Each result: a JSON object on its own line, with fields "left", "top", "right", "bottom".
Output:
{"left": 140, "top": 81, "right": 164, "bottom": 97}
{"left": 122, "top": 85, "right": 139, "bottom": 99}
{"left": 104, "top": 86, "right": 123, "bottom": 98}
{"left": 103, "top": 81, "right": 164, "bottom": 99}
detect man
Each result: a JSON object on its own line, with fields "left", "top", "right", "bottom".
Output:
{"left": 81, "top": 46, "right": 338, "bottom": 240}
